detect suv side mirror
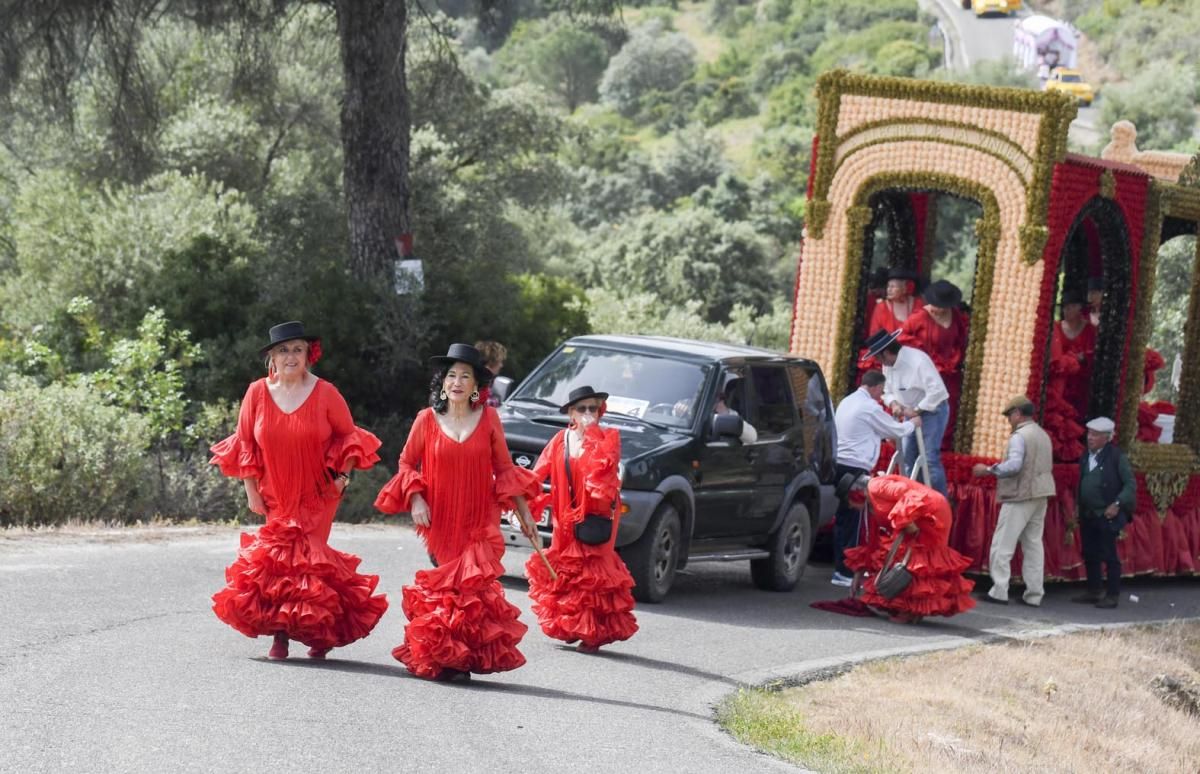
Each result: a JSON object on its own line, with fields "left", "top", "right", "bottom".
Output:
{"left": 492, "top": 376, "right": 514, "bottom": 403}
{"left": 712, "top": 412, "right": 744, "bottom": 440}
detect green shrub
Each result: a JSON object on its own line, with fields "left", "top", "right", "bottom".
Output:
{"left": 0, "top": 379, "right": 151, "bottom": 525}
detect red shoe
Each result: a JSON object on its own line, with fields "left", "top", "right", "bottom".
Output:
{"left": 576, "top": 643, "right": 601, "bottom": 654}
{"left": 268, "top": 633, "right": 289, "bottom": 660}
{"left": 307, "top": 647, "right": 331, "bottom": 660}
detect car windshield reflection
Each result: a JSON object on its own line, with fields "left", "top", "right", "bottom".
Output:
{"left": 510, "top": 345, "right": 710, "bottom": 429}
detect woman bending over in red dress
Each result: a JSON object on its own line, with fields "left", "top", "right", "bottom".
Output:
{"left": 211, "top": 321, "right": 388, "bottom": 660}
{"left": 376, "top": 343, "right": 541, "bottom": 682}
{"left": 525, "top": 386, "right": 638, "bottom": 653}
{"left": 845, "top": 474, "right": 975, "bottom": 624}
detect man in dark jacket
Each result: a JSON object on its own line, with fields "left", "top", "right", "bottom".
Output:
{"left": 1072, "top": 417, "right": 1135, "bottom": 608}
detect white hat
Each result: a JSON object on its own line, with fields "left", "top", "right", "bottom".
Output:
{"left": 1086, "top": 416, "right": 1115, "bottom": 434}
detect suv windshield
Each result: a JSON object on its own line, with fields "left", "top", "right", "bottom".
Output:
{"left": 510, "top": 345, "right": 710, "bottom": 429}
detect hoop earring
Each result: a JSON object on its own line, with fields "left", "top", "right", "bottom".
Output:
{"left": 470, "top": 390, "right": 480, "bottom": 404}
{"left": 439, "top": 389, "right": 448, "bottom": 401}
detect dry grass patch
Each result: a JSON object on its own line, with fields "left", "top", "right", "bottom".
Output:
{"left": 719, "top": 622, "right": 1200, "bottom": 773}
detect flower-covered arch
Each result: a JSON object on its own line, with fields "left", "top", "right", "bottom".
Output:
{"left": 791, "top": 70, "right": 1200, "bottom": 580}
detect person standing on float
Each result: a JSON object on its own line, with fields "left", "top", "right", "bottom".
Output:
{"left": 375, "top": 343, "right": 541, "bottom": 682}
{"left": 900, "top": 279, "right": 969, "bottom": 450}
{"left": 525, "top": 386, "right": 638, "bottom": 653}
{"left": 210, "top": 321, "right": 388, "bottom": 661}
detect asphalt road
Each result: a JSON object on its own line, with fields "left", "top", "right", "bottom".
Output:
{"left": 924, "top": 0, "right": 1103, "bottom": 148}
{"left": 3, "top": 525, "right": 1198, "bottom": 773}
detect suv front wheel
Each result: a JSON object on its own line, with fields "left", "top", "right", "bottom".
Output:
{"left": 621, "top": 502, "right": 681, "bottom": 603}
{"left": 750, "top": 501, "right": 812, "bottom": 591}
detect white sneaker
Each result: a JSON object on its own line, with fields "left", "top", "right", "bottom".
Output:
{"left": 830, "top": 572, "right": 853, "bottom": 587}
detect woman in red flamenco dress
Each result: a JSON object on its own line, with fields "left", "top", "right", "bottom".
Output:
{"left": 845, "top": 474, "right": 975, "bottom": 624}
{"left": 210, "top": 321, "right": 389, "bottom": 661}
{"left": 1044, "top": 291, "right": 1091, "bottom": 462}
{"left": 900, "top": 279, "right": 969, "bottom": 450}
{"left": 525, "top": 386, "right": 638, "bottom": 653}
{"left": 375, "top": 343, "right": 542, "bottom": 682}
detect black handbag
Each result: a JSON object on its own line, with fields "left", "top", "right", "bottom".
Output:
{"left": 874, "top": 536, "right": 914, "bottom": 600}
{"left": 564, "top": 437, "right": 614, "bottom": 546}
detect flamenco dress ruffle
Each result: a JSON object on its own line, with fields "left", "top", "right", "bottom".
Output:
{"left": 525, "top": 427, "right": 638, "bottom": 648}
{"left": 526, "top": 537, "right": 638, "bottom": 648}
{"left": 212, "top": 517, "right": 389, "bottom": 650}
{"left": 391, "top": 533, "right": 528, "bottom": 678}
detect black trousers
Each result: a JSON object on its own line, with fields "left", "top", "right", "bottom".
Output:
{"left": 834, "top": 463, "right": 868, "bottom": 576}
{"left": 1080, "top": 514, "right": 1125, "bottom": 597}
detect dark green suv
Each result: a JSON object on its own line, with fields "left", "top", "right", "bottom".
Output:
{"left": 495, "top": 335, "right": 839, "bottom": 602}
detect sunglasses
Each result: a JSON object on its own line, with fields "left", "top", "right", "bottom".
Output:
{"left": 572, "top": 404, "right": 601, "bottom": 414}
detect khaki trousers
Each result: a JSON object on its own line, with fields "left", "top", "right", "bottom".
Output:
{"left": 987, "top": 497, "right": 1048, "bottom": 605}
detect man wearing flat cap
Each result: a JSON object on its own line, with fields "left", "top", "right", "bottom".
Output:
{"left": 861, "top": 327, "right": 950, "bottom": 497}
{"left": 1072, "top": 416, "right": 1135, "bottom": 608}
{"left": 972, "top": 396, "right": 1054, "bottom": 606}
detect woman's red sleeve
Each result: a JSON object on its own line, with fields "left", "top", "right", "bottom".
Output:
{"left": 526, "top": 433, "right": 559, "bottom": 521}
{"left": 374, "top": 410, "right": 429, "bottom": 514}
{"left": 582, "top": 427, "right": 622, "bottom": 513}
{"left": 489, "top": 408, "right": 541, "bottom": 509}
{"left": 209, "top": 381, "right": 264, "bottom": 480}
{"left": 323, "top": 383, "right": 382, "bottom": 473}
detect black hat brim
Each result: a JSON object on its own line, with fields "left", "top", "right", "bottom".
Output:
{"left": 259, "top": 335, "right": 319, "bottom": 357}
{"left": 559, "top": 391, "right": 610, "bottom": 413}
{"left": 859, "top": 330, "right": 902, "bottom": 363}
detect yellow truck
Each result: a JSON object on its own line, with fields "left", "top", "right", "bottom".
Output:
{"left": 961, "top": 0, "right": 1021, "bottom": 15}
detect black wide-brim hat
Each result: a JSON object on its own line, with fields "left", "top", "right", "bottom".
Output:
{"left": 922, "top": 279, "right": 962, "bottom": 308}
{"left": 1060, "top": 288, "right": 1086, "bottom": 307}
{"left": 259, "top": 321, "right": 319, "bottom": 356}
{"left": 430, "top": 343, "right": 487, "bottom": 372}
{"left": 559, "top": 385, "right": 610, "bottom": 414}
{"left": 860, "top": 328, "right": 902, "bottom": 362}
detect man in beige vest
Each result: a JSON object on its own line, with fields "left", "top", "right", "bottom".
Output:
{"left": 971, "top": 395, "right": 1055, "bottom": 606}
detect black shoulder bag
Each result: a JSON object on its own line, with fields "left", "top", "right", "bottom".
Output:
{"left": 564, "top": 437, "right": 615, "bottom": 546}
{"left": 874, "top": 535, "right": 914, "bottom": 600}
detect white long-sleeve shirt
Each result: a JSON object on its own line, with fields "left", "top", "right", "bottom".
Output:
{"left": 991, "top": 427, "right": 1028, "bottom": 477}
{"left": 882, "top": 346, "right": 950, "bottom": 413}
{"left": 835, "top": 387, "right": 916, "bottom": 471}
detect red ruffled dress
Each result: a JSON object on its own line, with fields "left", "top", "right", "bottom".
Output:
{"left": 1044, "top": 322, "right": 1090, "bottom": 462}
{"left": 900, "top": 307, "right": 969, "bottom": 450}
{"left": 525, "top": 426, "right": 638, "bottom": 650}
{"left": 375, "top": 406, "right": 540, "bottom": 679}
{"left": 844, "top": 475, "right": 975, "bottom": 619}
{"left": 210, "top": 378, "right": 388, "bottom": 650}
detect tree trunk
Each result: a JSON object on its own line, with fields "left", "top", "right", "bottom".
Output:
{"left": 334, "top": 0, "right": 411, "bottom": 283}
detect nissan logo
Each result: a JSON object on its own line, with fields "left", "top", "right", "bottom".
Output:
{"left": 515, "top": 455, "right": 532, "bottom": 468}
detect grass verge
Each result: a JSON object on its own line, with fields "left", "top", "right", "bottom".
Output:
{"left": 719, "top": 621, "right": 1200, "bottom": 773}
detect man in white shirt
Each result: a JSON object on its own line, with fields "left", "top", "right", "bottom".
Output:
{"left": 862, "top": 328, "right": 951, "bottom": 497}
{"left": 830, "top": 370, "right": 920, "bottom": 585}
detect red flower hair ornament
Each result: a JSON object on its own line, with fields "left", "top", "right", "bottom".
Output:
{"left": 307, "top": 339, "right": 323, "bottom": 366}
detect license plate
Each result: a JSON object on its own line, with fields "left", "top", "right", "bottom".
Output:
{"left": 501, "top": 508, "right": 551, "bottom": 528}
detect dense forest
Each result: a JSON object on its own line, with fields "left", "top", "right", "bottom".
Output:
{"left": 0, "top": 0, "right": 1194, "bottom": 524}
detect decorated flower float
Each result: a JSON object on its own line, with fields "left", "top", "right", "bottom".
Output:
{"left": 791, "top": 70, "right": 1200, "bottom": 580}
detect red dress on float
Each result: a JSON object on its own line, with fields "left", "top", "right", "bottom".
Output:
{"left": 375, "top": 406, "right": 540, "bottom": 679}
{"left": 844, "top": 475, "right": 975, "bottom": 619}
{"left": 900, "top": 307, "right": 969, "bottom": 450}
{"left": 210, "top": 378, "right": 388, "bottom": 650}
{"left": 1051, "top": 320, "right": 1095, "bottom": 420}
{"left": 525, "top": 425, "right": 637, "bottom": 650}
{"left": 1044, "top": 321, "right": 1092, "bottom": 462}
